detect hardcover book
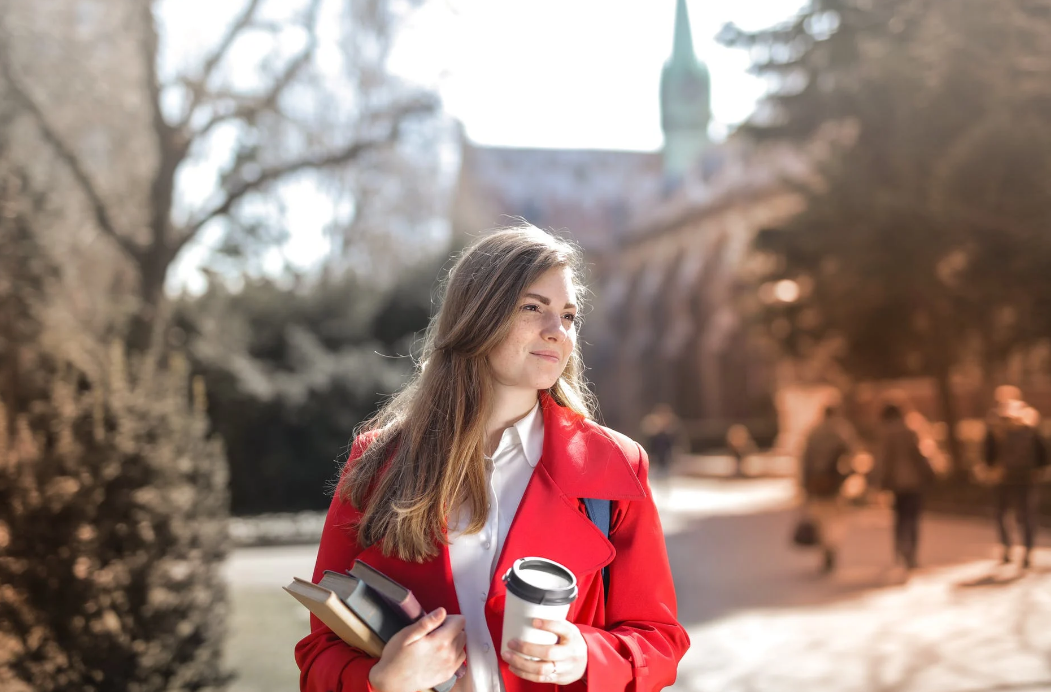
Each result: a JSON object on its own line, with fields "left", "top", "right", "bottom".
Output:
{"left": 349, "top": 559, "right": 425, "bottom": 621}
{"left": 282, "top": 576, "right": 384, "bottom": 657}
{"left": 285, "top": 561, "right": 458, "bottom": 692}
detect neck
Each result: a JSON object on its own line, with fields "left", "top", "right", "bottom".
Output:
{"left": 485, "top": 387, "right": 539, "bottom": 456}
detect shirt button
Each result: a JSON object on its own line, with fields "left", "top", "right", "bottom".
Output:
{"left": 483, "top": 540, "right": 491, "bottom": 549}
{"left": 483, "top": 643, "right": 490, "bottom": 652}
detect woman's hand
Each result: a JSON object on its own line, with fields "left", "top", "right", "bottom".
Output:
{"left": 368, "top": 608, "right": 466, "bottom": 692}
{"left": 502, "top": 618, "right": 588, "bottom": 685}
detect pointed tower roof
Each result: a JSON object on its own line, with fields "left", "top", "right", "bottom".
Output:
{"left": 660, "top": 0, "right": 712, "bottom": 182}
{"left": 671, "top": 0, "right": 698, "bottom": 67}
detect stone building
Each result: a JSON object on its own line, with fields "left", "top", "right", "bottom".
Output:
{"left": 450, "top": 144, "right": 664, "bottom": 258}
{"left": 588, "top": 143, "right": 808, "bottom": 445}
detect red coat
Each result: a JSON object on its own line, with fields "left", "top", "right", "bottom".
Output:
{"left": 295, "top": 393, "right": 689, "bottom": 691}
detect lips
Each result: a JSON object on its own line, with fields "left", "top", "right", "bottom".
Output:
{"left": 530, "top": 351, "right": 561, "bottom": 363}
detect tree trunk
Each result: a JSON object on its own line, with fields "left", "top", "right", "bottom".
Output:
{"left": 126, "top": 246, "right": 167, "bottom": 355}
{"left": 128, "top": 137, "right": 181, "bottom": 356}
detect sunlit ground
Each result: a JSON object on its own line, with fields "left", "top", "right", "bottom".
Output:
{"left": 223, "top": 476, "right": 1051, "bottom": 692}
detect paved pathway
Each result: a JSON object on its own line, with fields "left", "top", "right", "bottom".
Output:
{"left": 654, "top": 477, "right": 1051, "bottom": 692}
{"left": 224, "top": 477, "right": 1051, "bottom": 692}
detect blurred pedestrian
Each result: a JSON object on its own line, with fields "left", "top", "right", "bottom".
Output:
{"left": 640, "top": 403, "right": 681, "bottom": 479}
{"left": 982, "top": 396, "right": 1048, "bottom": 569}
{"left": 726, "top": 423, "right": 755, "bottom": 478}
{"left": 871, "top": 403, "right": 936, "bottom": 570}
{"left": 799, "top": 405, "right": 856, "bottom": 573}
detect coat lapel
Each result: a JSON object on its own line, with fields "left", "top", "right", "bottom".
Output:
{"left": 490, "top": 460, "right": 614, "bottom": 597}
{"left": 484, "top": 393, "right": 647, "bottom": 661}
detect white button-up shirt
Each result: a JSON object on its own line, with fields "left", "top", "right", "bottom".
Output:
{"left": 448, "top": 401, "right": 544, "bottom": 692}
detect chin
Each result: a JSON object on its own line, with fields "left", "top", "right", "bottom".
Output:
{"left": 507, "top": 364, "right": 566, "bottom": 392}
{"left": 532, "top": 376, "right": 562, "bottom": 391}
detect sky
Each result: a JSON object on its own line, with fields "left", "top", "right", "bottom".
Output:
{"left": 389, "top": 0, "right": 805, "bottom": 150}
{"left": 164, "top": 0, "right": 806, "bottom": 293}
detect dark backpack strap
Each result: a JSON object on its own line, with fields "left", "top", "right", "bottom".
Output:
{"left": 582, "top": 497, "right": 612, "bottom": 598}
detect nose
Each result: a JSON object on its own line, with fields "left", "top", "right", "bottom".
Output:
{"left": 540, "top": 311, "right": 568, "bottom": 342}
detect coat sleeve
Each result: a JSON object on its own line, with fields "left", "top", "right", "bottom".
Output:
{"left": 294, "top": 436, "right": 381, "bottom": 692}
{"left": 576, "top": 442, "right": 690, "bottom": 692}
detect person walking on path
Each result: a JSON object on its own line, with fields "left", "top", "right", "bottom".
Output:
{"left": 295, "top": 226, "right": 689, "bottom": 692}
{"left": 799, "top": 405, "right": 856, "bottom": 573}
{"left": 982, "top": 397, "right": 1048, "bottom": 569}
{"left": 640, "top": 403, "right": 681, "bottom": 479}
{"left": 871, "top": 403, "right": 936, "bottom": 571}
{"left": 726, "top": 424, "right": 756, "bottom": 478}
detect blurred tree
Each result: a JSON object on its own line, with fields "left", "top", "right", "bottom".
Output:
{"left": 0, "top": 0, "right": 440, "bottom": 354}
{"left": 718, "top": 0, "right": 905, "bottom": 142}
{"left": 0, "top": 151, "right": 229, "bottom": 689}
{"left": 172, "top": 263, "right": 437, "bottom": 514}
{"left": 725, "top": 0, "right": 1051, "bottom": 465}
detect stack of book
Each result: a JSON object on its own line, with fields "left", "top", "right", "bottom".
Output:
{"left": 285, "top": 560, "right": 457, "bottom": 692}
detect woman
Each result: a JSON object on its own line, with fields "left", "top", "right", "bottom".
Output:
{"left": 295, "top": 226, "right": 689, "bottom": 692}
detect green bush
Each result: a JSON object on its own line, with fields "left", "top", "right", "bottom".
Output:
{"left": 174, "top": 268, "right": 435, "bottom": 515}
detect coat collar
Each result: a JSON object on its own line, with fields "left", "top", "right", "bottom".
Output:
{"left": 535, "top": 390, "right": 647, "bottom": 501}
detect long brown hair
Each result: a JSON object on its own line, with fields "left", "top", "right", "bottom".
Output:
{"left": 339, "top": 225, "right": 595, "bottom": 561}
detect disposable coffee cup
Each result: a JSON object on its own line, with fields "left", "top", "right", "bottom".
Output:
{"left": 501, "top": 557, "right": 578, "bottom": 659}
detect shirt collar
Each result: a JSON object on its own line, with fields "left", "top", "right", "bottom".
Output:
{"left": 492, "top": 399, "right": 544, "bottom": 468}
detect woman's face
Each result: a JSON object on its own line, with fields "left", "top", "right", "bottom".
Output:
{"left": 488, "top": 265, "right": 578, "bottom": 394}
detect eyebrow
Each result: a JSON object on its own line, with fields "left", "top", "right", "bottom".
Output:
{"left": 524, "top": 292, "right": 576, "bottom": 310}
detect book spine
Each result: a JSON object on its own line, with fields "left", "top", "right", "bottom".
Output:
{"left": 345, "top": 586, "right": 410, "bottom": 643}
{"left": 380, "top": 593, "right": 424, "bottom": 622}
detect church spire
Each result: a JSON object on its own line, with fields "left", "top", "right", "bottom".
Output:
{"left": 671, "top": 0, "right": 697, "bottom": 67}
{"left": 660, "top": 0, "right": 711, "bottom": 183}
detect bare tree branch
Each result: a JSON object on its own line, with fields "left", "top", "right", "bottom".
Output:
{"left": 194, "top": 36, "right": 317, "bottom": 142}
{"left": 180, "top": 0, "right": 264, "bottom": 127}
{"left": 172, "top": 99, "right": 434, "bottom": 259}
{"left": 191, "top": 0, "right": 322, "bottom": 140}
{"left": 140, "top": 3, "right": 169, "bottom": 142}
{"left": 0, "top": 45, "right": 142, "bottom": 262}
{"left": 140, "top": 0, "right": 187, "bottom": 250}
